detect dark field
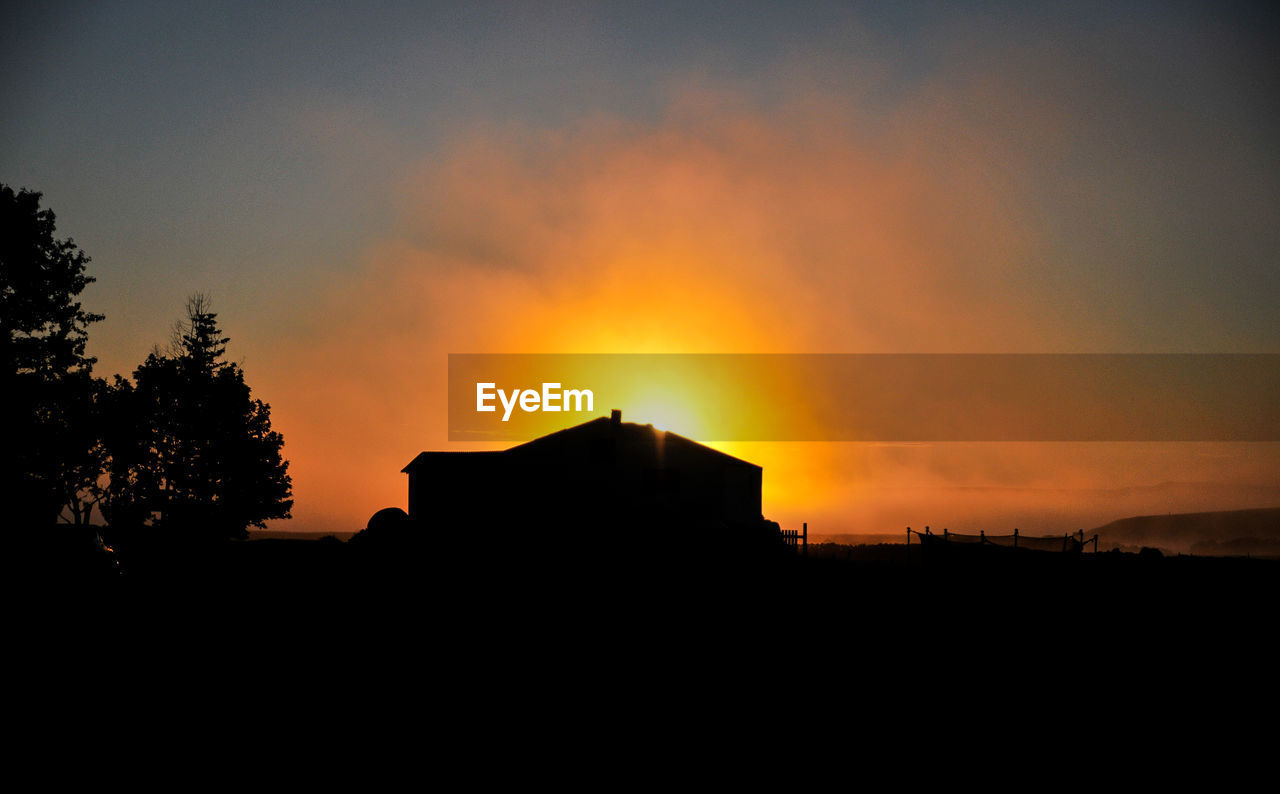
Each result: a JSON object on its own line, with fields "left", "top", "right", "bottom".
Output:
{"left": 29, "top": 524, "right": 1279, "bottom": 628}
{"left": 19, "top": 523, "right": 1277, "bottom": 712}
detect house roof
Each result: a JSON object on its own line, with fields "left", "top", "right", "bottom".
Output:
{"left": 402, "top": 415, "right": 760, "bottom": 472}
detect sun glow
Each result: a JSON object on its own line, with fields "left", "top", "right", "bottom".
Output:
{"left": 623, "top": 389, "right": 703, "bottom": 436}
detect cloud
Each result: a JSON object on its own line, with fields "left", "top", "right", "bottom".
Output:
{"left": 254, "top": 78, "right": 1278, "bottom": 533}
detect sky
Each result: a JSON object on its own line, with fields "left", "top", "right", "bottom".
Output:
{"left": 3, "top": 1, "right": 1278, "bottom": 535}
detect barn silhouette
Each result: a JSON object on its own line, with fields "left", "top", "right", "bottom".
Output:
{"left": 364, "top": 410, "right": 776, "bottom": 557}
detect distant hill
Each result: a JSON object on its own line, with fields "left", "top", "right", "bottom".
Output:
{"left": 1091, "top": 507, "right": 1280, "bottom": 557}
{"left": 247, "top": 529, "right": 356, "bottom": 542}
{"left": 811, "top": 533, "right": 908, "bottom": 546}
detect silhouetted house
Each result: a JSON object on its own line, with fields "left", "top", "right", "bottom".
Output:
{"left": 401, "top": 411, "right": 763, "bottom": 536}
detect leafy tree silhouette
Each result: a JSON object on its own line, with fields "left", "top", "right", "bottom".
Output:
{"left": 107, "top": 296, "right": 292, "bottom": 540}
{"left": 1, "top": 184, "right": 106, "bottom": 528}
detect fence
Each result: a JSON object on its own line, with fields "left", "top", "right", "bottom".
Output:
{"left": 779, "top": 522, "right": 808, "bottom": 554}
{"left": 906, "top": 526, "right": 1099, "bottom": 553}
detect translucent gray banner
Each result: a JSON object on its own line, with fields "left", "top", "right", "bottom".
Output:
{"left": 448, "top": 354, "right": 1279, "bottom": 442}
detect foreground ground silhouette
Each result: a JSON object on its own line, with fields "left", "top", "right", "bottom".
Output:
{"left": 20, "top": 518, "right": 1280, "bottom": 728}
{"left": 28, "top": 520, "right": 1279, "bottom": 642}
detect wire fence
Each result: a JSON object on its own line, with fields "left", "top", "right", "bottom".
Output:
{"left": 905, "top": 526, "right": 1099, "bottom": 553}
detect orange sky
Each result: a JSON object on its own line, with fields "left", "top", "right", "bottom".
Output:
{"left": 5, "top": 6, "right": 1278, "bottom": 540}
{"left": 240, "top": 86, "right": 1278, "bottom": 535}
{"left": 12, "top": 6, "right": 1276, "bottom": 537}
{"left": 9, "top": 1, "right": 1276, "bottom": 539}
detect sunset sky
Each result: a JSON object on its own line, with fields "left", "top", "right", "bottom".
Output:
{"left": 3, "top": 2, "right": 1277, "bottom": 535}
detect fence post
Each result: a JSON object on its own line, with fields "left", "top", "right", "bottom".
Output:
{"left": 980, "top": 529, "right": 985, "bottom": 545}
{"left": 802, "top": 522, "right": 808, "bottom": 556}
{"left": 1013, "top": 527, "right": 1018, "bottom": 549}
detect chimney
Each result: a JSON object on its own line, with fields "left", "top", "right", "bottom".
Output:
{"left": 610, "top": 409, "right": 621, "bottom": 425}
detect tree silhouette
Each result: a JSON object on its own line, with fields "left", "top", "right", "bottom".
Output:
{"left": 107, "top": 296, "right": 292, "bottom": 540}
{"left": 1, "top": 184, "right": 106, "bottom": 528}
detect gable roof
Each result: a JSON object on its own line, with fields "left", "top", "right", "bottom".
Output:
{"left": 403, "top": 415, "right": 760, "bottom": 472}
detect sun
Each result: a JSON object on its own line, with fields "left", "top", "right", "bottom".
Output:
{"left": 624, "top": 390, "right": 703, "bottom": 436}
